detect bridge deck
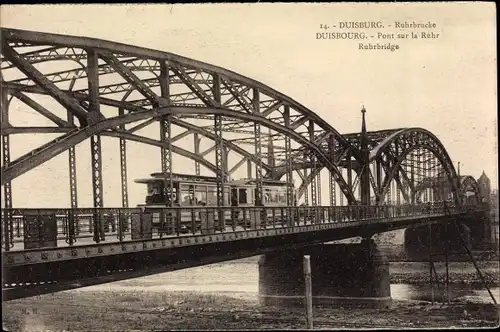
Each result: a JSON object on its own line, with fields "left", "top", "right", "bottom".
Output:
{"left": 2, "top": 204, "right": 483, "bottom": 268}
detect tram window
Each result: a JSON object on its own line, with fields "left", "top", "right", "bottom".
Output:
{"left": 207, "top": 186, "right": 217, "bottom": 205}
{"left": 180, "top": 189, "right": 192, "bottom": 206}
{"left": 195, "top": 185, "right": 207, "bottom": 205}
{"left": 264, "top": 189, "right": 271, "bottom": 203}
{"left": 278, "top": 190, "right": 286, "bottom": 204}
{"left": 238, "top": 188, "right": 248, "bottom": 204}
{"left": 147, "top": 183, "right": 161, "bottom": 196}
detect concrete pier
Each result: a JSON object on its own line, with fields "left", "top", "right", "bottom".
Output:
{"left": 258, "top": 239, "right": 391, "bottom": 309}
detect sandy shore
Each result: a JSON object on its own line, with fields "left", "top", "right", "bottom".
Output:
{"left": 2, "top": 290, "right": 499, "bottom": 331}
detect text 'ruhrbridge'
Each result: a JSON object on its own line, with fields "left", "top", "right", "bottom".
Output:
{"left": 315, "top": 21, "right": 441, "bottom": 52}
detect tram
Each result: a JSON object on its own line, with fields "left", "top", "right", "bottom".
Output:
{"left": 135, "top": 172, "right": 293, "bottom": 233}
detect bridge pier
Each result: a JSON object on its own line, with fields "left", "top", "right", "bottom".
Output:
{"left": 258, "top": 239, "right": 391, "bottom": 309}
{"left": 465, "top": 210, "right": 496, "bottom": 250}
{"left": 404, "top": 222, "right": 472, "bottom": 261}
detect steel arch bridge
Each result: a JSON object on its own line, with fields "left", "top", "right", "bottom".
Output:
{"left": 0, "top": 28, "right": 466, "bottom": 210}
{"left": 1, "top": 28, "right": 491, "bottom": 301}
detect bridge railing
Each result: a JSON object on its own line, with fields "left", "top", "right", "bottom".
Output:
{"left": 0, "top": 203, "right": 482, "bottom": 251}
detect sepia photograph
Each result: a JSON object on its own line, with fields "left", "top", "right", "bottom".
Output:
{"left": 1, "top": 3, "right": 498, "bottom": 330}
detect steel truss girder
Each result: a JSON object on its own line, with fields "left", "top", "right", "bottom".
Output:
{"left": 1, "top": 27, "right": 360, "bottom": 157}
{"left": 118, "top": 111, "right": 128, "bottom": 208}
{"left": 1, "top": 88, "right": 13, "bottom": 210}
{"left": 253, "top": 88, "right": 263, "bottom": 206}
{"left": 1, "top": 41, "right": 89, "bottom": 125}
{"left": 101, "top": 130, "right": 219, "bottom": 173}
{"left": 284, "top": 106, "right": 294, "bottom": 206}
{"left": 88, "top": 50, "right": 104, "bottom": 212}
{"left": 68, "top": 145, "right": 78, "bottom": 208}
{"left": 377, "top": 154, "right": 411, "bottom": 204}
{"left": 2, "top": 82, "right": 272, "bottom": 175}
{"left": 375, "top": 129, "right": 460, "bottom": 206}
{"left": 1, "top": 28, "right": 461, "bottom": 206}
{"left": 99, "top": 51, "right": 166, "bottom": 107}
{"left": 294, "top": 146, "right": 350, "bottom": 200}
{"left": 160, "top": 116, "right": 173, "bottom": 205}
{"left": 0, "top": 106, "right": 357, "bottom": 202}
{"left": 12, "top": 92, "right": 73, "bottom": 127}
{"left": 171, "top": 66, "right": 219, "bottom": 107}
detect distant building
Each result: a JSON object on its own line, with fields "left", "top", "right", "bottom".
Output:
{"left": 477, "top": 171, "right": 491, "bottom": 203}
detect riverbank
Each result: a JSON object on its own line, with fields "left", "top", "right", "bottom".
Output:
{"left": 2, "top": 259, "right": 499, "bottom": 330}
{"left": 232, "top": 255, "right": 500, "bottom": 285}
{"left": 390, "top": 261, "right": 499, "bottom": 285}
{"left": 2, "top": 290, "right": 499, "bottom": 331}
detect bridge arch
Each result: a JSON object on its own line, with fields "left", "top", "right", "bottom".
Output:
{"left": 373, "top": 128, "right": 460, "bottom": 206}
{"left": 1, "top": 27, "right": 363, "bottom": 204}
{"left": 279, "top": 127, "right": 461, "bottom": 207}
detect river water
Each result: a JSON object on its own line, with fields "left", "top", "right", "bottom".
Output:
{"left": 79, "top": 258, "right": 500, "bottom": 304}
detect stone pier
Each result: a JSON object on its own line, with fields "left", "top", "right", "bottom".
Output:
{"left": 404, "top": 221, "right": 472, "bottom": 261}
{"left": 258, "top": 239, "right": 391, "bottom": 309}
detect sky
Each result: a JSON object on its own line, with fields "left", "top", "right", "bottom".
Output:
{"left": 0, "top": 3, "right": 497, "bottom": 208}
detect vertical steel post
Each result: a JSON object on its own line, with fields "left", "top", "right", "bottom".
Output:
{"left": 410, "top": 151, "right": 416, "bottom": 204}
{"left": 67, "top": 111, "right": 78, "bottom": 239}
{"left": 284, "top": 106, "right": 293, "bottom": 204}
{"left": 118, "top": 108, "right": 129, "bottom": 232}
{"left": 445, "top": 221, "right": 450, "bottom": 305}
{"left": 118, "top": 109, "right": 129, "bottom": 209}
{"left": 317, "top": 169, "right": 322, "bottom": 206}
{"left": 309, "top": 121, "right": 317, "bottom": 215}
{"left": 387, "top": 156, "right": 392, "bottom": 206}
{"left": 328, "top": 135, "right": 336, "bottom": 207}
{"left": 247, "top": 159, "right": 252, "bottom": 178}
{"left": 376, "top": 159, "right": 382, "bottom": 204}
{"left": 160, "top": 61, "right": 173, "bottom": 235}
{"left": 253, "top": 88, "right": 263, "bottom": 207}
{"left": 223, "top": 145, "right": 229, "bottom": 178}
{"left": 394, "top": 146, "right": 401, "bottom": 209}
{"left": 214, "top": 74, "right": 225, "bottom": 231}
{"left": 68, "top": 112, "right": 78, "bottom": 210}
{"left": 304, "top": 167, "right": 309, "bottom": 206}
{"left": 194, "top": 133, "right": 201, "bottom": 176}
{"left": 347, "top": 150, "right": 353, "bottom": 200}
{"left": 87, "top": 50, "right": 104, "bottom": 242}
{"left": 1, "top": 89, "right": 13, "bottom": 250}
{"left": 429, "top": 223, "right": 434, "bottom": 304}
{"left": 284, "top": 105, "right": 294, "bottom": 226}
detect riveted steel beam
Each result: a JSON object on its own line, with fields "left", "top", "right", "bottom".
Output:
{"left": 328, "top": 135, "right": 336, "bottom": 207}
{"left": 284, "top": 105, "right": 293, "bottom": 206}
{"left": 1, "top": 41, "right": 89, "bottom": 124}
{"left": 0, "top": 27, "right": 362, "bottom": 162}
{"left": 87, "top": 50, "right": 104, "bottom": 216}
{"left": 1, "top": 103, "right": 358, "bottom": 203}
{"left": 100, "top": 51, "right": 166, "bottom": 106}
{"left": 221, "top": 78, "right": 253, "bottom": 112}
{"left": 171, "top": 66, "right": 219, "bottom": 107}
{"left": 253, "top": 88, "right": 263, "bottom": 207}
{"left": 13, "top": 92, "right": 72, "bottom": 127}
{"left": 1, "top": 89, "right": 13, "bottom": 250}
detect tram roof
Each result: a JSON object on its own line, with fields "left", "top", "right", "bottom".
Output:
{"left": 134, "top": 172, "right": 288, "bottom": 186}
{"left": 150, "top": 172, "right": 218, "bottom": 182}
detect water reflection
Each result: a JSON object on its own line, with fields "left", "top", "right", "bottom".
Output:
{"left": 79, "top": 260, "right": 499, "bottom": 304}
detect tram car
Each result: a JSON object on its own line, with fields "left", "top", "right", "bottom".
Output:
{"left": 135, "top": 172, "right": 293, "bottom": 233}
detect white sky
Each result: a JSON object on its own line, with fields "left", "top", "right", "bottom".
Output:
{"left": 0, "top": 3, "right": 497, "bottom": 208}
